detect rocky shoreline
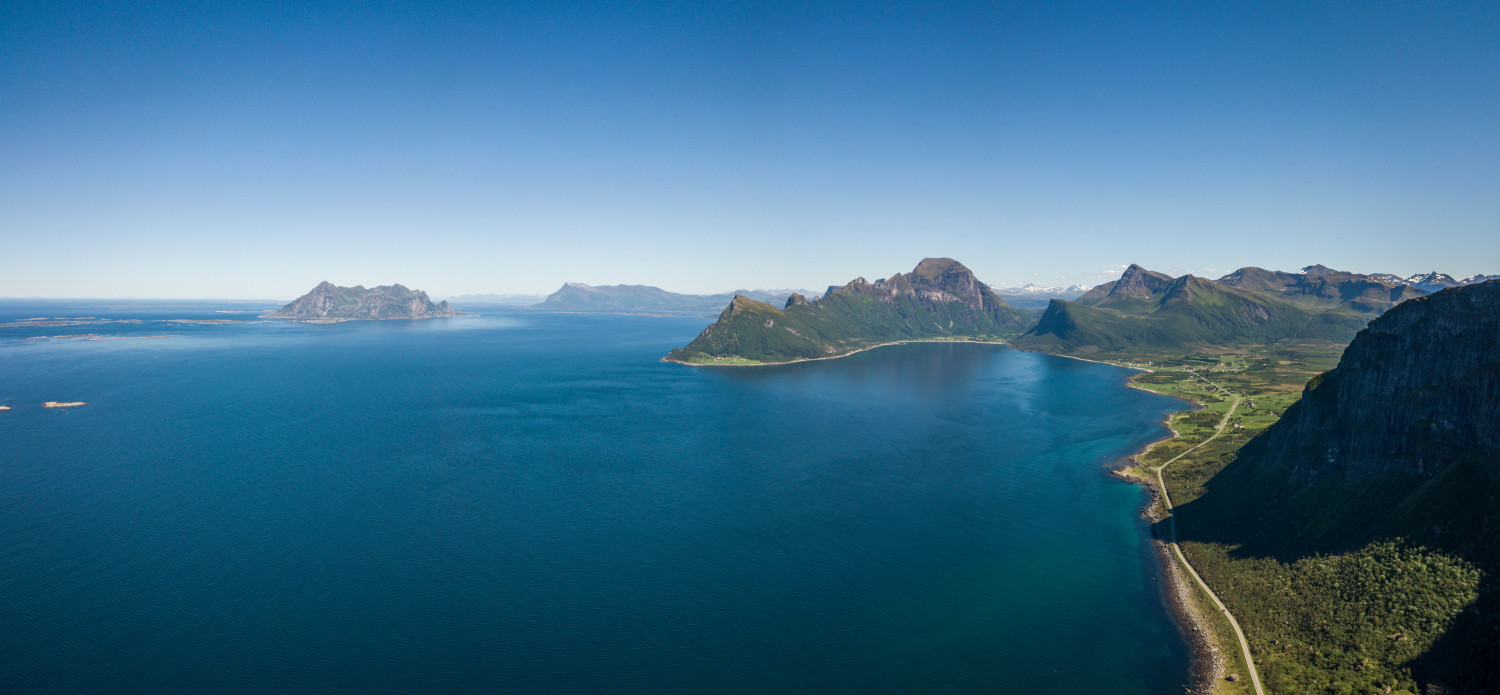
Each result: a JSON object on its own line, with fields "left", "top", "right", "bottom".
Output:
{"left": 1109, "top": 378, "right": 1222, "bottom": 694}
{"left": 1120, "top": 467, "right": 1225, "bottom": 693}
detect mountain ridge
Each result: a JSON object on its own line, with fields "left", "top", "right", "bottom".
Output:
{"left": 1013, "top": 265, "right": 1370, "bottom": 353}
{"left": 666, "top": 258, "right": 1033, "bottom": 364}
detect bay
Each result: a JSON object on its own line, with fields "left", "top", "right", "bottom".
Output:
{"left": 0, "top": 302, "right": 1190, "bottom": 693}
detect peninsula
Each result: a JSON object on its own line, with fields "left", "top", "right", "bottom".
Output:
{"left": 266, "top": 282, "right": 456, "bottom": 320}
{"left": 665, "top": 258, "right": 1033, "bottom": 365}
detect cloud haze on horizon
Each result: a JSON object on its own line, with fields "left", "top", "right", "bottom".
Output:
{"left": 3, "top": 2, "right": 1497, "bottom": 299}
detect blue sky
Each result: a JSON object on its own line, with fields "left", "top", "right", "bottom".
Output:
{"left": 3, "top": 1, "right": 1497, "bottom": 298}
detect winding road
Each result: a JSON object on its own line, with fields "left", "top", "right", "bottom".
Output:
{"left": 1152, "top": 375, "right": 1266, "bottom": 695}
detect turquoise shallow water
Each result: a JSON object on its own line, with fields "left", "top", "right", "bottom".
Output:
{"left": 0, "top": 301, "right": 1190, "bottom": 694}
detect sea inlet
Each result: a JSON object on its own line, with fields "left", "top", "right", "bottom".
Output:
{"left": 0, "top": 302, "right": 1191, "bottom": 693}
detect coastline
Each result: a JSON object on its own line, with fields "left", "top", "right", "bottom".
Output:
{"left": 675, "top": 337, "right": 1230, "bottom": 691}
{"left": 1112, "top": 366, "right": 1251, "bottom": 695}
{"left": 1114, "top": 466, "right": 1224, "bottom": 694}
{"left": 662, "top": 338, "right": 1010, "bottom": 367}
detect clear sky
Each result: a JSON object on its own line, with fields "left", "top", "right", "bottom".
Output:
{"left": 3, "top": 1, "right": 1497, "bottom": 299}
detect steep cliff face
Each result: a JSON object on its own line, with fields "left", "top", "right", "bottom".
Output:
{"left": 829, "top": 257, "right": 1006, "bottom": 312}
{"left": 1247, "top": 280, "right": 1500, "bottom": 481}
{"left": 1170, "top": 280, "right": 1500, "bottom": 693}
{"left": 268, "top": 281, "right": 456, "bottom": 319}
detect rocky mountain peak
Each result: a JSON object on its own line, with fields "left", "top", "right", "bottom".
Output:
{"left": 911, "top": 257, "right": 970, "bottom": 281}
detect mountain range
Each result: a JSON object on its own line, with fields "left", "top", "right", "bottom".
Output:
{"left": 1369, "top": 271, "right": 1500, "bottom": 293}
{"left": 267, "top": 282, "right": 455, "bottom": 320}
{"left": 665, "top": 258, "right": 1031, "bottom": 364}
{"left": 667, "top": 261, "right": 1499, "bottom": 362}
{"left": 1011, "top": 264, "right": 1374, "bottom": 354}
{"left": 994, "top": 282, "right": 1092, "bottom": 296}
{"left": 991, "top": 282, "right": 1093, "bottom": 312}
{"left": 1215, "top": 264, "right": 1427, "bottom": 314}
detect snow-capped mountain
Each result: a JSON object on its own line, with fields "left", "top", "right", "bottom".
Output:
{"left": 1367, "top": 271, "right": 1494, "bottom": 293}
{"left": 1403, "top": 272, "right": 1461, "bottom": 291}
{"left": 994, "top": 283, "right": 1091, "bottom": 296}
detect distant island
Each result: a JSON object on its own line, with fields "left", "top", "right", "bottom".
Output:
{"left": 445, "top": 293, "right": 548, "bottom": 306}
{"left": 266, "top": 282, "right": 456, "bottom": 320}
{"left": 665, "top": 258, "right": 1032, "bottom": 365}
{"left": 536, "top": 283, "right": 819, "bottom": 313}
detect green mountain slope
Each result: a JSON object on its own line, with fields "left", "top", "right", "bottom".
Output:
{"left": 1012, "top": 267, "right": 1371, "bottom": 354}
{"left": 1171, "top": 281, "right": 1500, "bottom": 693}
{"left": 665, "top": 258, "right": 1034, "bottom": 364}
{"left": 1074, "top": 263, "right": 1177, "bottom": 313}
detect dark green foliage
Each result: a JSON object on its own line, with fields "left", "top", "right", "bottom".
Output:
{"left": 1182, "top": 539, "right": 1480, "bottom": 695}
{"left": 1172, "top": 450, "right": 1500, "bottom": 694}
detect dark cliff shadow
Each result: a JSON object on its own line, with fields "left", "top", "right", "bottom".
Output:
{"left": 1159, "top": 447, "right": 1500, "bottom": 693}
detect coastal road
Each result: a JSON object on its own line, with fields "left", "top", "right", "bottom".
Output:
{"left": 1153, "top": 377, "right": 1266, "bottom": 695}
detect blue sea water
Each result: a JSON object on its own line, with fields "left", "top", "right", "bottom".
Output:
{"left": 0, "top": 301, "right": 1191, "bottom": 694}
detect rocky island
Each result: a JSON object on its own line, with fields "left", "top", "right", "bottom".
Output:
{"left": 665, "top": 258, "right": 1033, "bottom": 365}
{"left": 266, "top": 282, "right": 456, "bottom": 320}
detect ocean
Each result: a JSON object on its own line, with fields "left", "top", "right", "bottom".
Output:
{"left": 0, "top": 301, "right": 1190, "bottom": 693}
